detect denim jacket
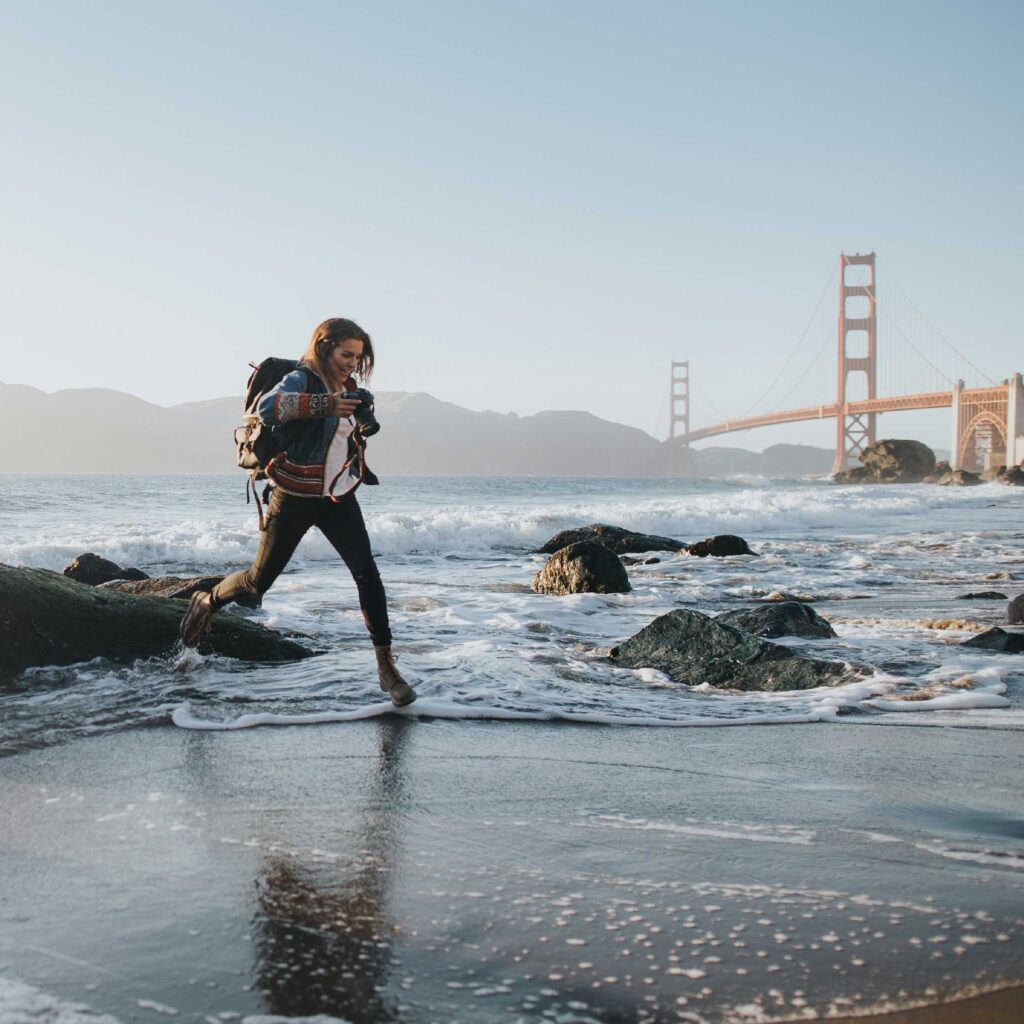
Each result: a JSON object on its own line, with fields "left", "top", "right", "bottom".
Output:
{"left": 257, "top": 362, "right": 379, "bottom": 496}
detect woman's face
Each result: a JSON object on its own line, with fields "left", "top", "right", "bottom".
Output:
{"left": 329, "top": 338, "right": 364, "bottom": 383}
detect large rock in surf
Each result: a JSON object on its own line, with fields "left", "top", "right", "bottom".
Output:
{"left": 609, "top": 609, "right": 851, "bottom": 692}
{"left": 537, "top": 524, "right": 685, "bottom": 555}
{"left": 959, "top": 627, "right": 1024, "bottom": 653}
{"left": 716, "top": 602, "right": 837, "bottom": 639}
{"left": 100, "top": 571, "right": 260, "bottom": 609}
{"left": 531, "top": 541, "right": 631, "bottom": 595}
{"left": 686, "top": 534, "right": 756, "bottom": 558}
{"left": 921, "top": 459, "right": 951, "bottom": 484}
{"left": 1009, "top": 595, "right": 1024, "bottom": 625}
{"left": 937, "top": 469, "right": 983, "bottom": 486}
{"left": 105, "top": 575, "right": 226, "bottom": 600}
{"left": 0, "top": 564, "right": 313, "bottom": 678}
{"left": 62, "top": 553, "right": 149, "bottom": 585}
{"left": 1000, "top": 466, "right": 1024, "bottom": 486}
{"left": 833, "top": 439, "right": 936, "bottom": 484}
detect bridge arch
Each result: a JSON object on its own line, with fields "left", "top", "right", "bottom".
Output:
{"left": 958, "top": 410, "right": 1007, "bottom": 471}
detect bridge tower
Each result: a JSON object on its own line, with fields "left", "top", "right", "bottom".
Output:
{"left": 669, "top": 361, "right": 690, "bottom": 475}
{"left": 833, "top": 252, "right": 878, "bottom": 474}
{"left": 670, "top": 361, "right": 690, "bottom": 442}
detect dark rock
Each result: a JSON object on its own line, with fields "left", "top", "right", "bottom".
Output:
{"left": 980, "top": 465, "right": 1007, "bottom": 482}
{"left": 1008, "top": 595, "right": 1024, "bottom": 625}
{"left": 609, "top": 609, "right": 851, "bottom": 692}
{"left": 833, "top": 439, "right": 936, "bottom": 484}
{"left": 937, "top": 470, "right": 983, "bottom": 487}
{"left": 1000, "top": 466, "right": 1024, "bottom": 486}
{"left": 105, "top": 575, "right": 224, "bottom": 600}
{"left": 620, "top": 555, "right": 661, "bottom": 566}
{"left": 833, "top": 465, "right": 872, "bottom": 483}
{"left": 537, "top": 524, "right": 685, "bottom": 555}
{"left": 686, "top": 534, "right": 756, "bottom": 558}
{"left": 531, "top": 541, "right": 631, "bottom": 595}
{"left": 716, "top": 602, "right": 837, "bottom": 639}
{"left": 0, "top": 563, "right": 313, "bottom": 679}
{"left": 959, "top": 627, "right": 1024, "bottom": 653}
{"left": 957, "top": 591, "right": 1008, "bottom": 600}
{"left": 921, "top": 460, "right": 952, "bottom": 484}
{"left": 62, "top": 553, "right": 150, "bottom": 585}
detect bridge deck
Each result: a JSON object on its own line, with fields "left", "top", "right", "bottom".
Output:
{"left": 676, "top": 391, "right": 955, "bottom": 445}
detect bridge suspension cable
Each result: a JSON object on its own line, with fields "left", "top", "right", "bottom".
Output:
{"left": 732, "top": 264, "right": 838, "bottom": 420}
{"left": 692, "top": 377, "right": 732, "bottom": 423}
{"left": 765, "top": 324, "right": 835, "bottom": 414}
{"left": 878, "top": 260, "right": 994, "bottom": 387}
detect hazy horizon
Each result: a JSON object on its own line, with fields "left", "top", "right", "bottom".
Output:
{"left": 0, "top": 375, "right": 963, "bottom": 454}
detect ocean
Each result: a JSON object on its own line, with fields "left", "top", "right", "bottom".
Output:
{"left": 2, "top": 473, "right": 1021, "bottom": 751}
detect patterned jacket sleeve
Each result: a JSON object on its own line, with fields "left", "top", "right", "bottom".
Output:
{"left": 257, "top": 369, "right": 333, "bottom": 425}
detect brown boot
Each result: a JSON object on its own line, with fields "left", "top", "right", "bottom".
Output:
{"left": 375, "top": 645, "right": 417, "bottom": 707}
{"left": 179, "top": 591, "right": 215, "bottom": 647}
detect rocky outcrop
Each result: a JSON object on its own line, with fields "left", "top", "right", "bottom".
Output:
{"left": 62, "top": 553, "right": 149, "bottom": 585}
{"left": 537, "top": 524, "right": 684, "bottom": 555}
{"left": 921, "top": 460, "right": 952, "bottom": 484}
{"left": 686, "top": 535, "right": 756, "bottom": 558}
{"left": 0, "top": 564, "right": 313, "bottom": 679}
{"left": 1008, "top": 595, "right": 1024, "bottom": 625}
{"left": 531, "top": 542, "right": 631, "bottom": 596}
{"left": 937, "top": 469, "right": 982, "bottom": 486}
{"left": 609, "top": 609, "right": 851, "bottom": 692}
{"left": 980, "top": 465, "right": 1006, "bottom": 482}
{"left": 716, "top": 602, "right": 837, "bottom": 639}
{"left": 620, "top": 555, "right": 661, "bottom": 566}
{"left": 957, "top": 591, "right": 1008, "bottom": 600}
{"left": 833, "top": 439, "right": 936, "bottom": 484}
{"left": 105, "top": 575, "right": 226, "bottom": 600}
{"left": 959, "top": 627, "right": 1024, "bottom": 653}
{"left": 1000, "top": 466, "right": 1024, "bottom": 486}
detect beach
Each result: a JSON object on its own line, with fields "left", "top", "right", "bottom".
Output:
{"left": 1, "top": 717, "right": 1022, "bottom": 1023}
{"left": 1, "top": 473, "right": 1022, "bottom": 1021}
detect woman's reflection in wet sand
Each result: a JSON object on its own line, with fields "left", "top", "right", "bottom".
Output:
{"left": 251, "top": 717, "right": 413, "bottom": 1022}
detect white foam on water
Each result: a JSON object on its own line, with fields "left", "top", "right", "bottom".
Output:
{"left": 913, "top": 842, "right": 1024, "bottom": 871}
{"left": 3, "top": 476, "right": 1020, "bottom": 569}
{"left": 867, "top": 691, "right": 1011, "bottom": 712}
{"left": 0, "top": 977, "right": 353, "bottom": 1024}
{"left": 576, "top": 814, "right": 816, "bottom": 846}
{"left": 170, "top": 699, "right": 840, "bottom": 731}
{"left": 0, "top": 977, "right": 120, "bottom": 1024}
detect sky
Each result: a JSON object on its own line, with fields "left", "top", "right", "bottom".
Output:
{"left": 1, "top": 0, "right": 1021, "bottom": 451}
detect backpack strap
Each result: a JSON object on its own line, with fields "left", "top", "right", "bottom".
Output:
{"left": 247, "top": 475, "right": 269, "bottom": 531}
{"left": 326, "top": 433, "right": 367, "bottom": 501}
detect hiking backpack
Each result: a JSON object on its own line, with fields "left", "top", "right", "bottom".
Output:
{"left": 234, "top": 357, "right": 303, "bottom": 479}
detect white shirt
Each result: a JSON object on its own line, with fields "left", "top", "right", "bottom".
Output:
{"left": 323, "top": 417, "right": 360, "bottom": 498}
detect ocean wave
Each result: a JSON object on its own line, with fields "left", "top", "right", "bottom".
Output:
{"left": 2, "top": 480, "right": 1018, "bottom": 569}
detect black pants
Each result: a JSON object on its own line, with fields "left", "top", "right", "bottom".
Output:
{"left": 211, "top": 490, "right": 392, "bottom": 647}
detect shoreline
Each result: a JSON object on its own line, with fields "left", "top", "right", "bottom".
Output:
{"left": 803, "top": 983, "right": 1023, "bottom": 1023}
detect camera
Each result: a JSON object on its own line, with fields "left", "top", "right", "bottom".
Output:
{"left": 342, "top": 388, "right": 380, "bottom": 437}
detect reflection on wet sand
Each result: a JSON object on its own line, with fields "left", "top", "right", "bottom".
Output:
{"left": 251, "top": 717, "right": 413, "bottom": 1022}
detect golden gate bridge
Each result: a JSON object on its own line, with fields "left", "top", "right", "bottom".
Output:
{"left": 669, "top": 252, "right": 1023, "bottom": 474}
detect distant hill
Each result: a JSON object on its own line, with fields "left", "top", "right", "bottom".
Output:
{"left": 0, "top": 382, "right": 836, "bottom": 477}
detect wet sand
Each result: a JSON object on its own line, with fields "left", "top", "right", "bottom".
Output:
{"left": 1, "top": 715, "right": 1022, "bottom": 1023}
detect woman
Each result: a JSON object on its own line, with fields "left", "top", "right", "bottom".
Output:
{"left": 179, "top": 317, "right": 416, "bottom": 707}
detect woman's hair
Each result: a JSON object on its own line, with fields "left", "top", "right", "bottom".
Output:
{"left": 301, "top": 318, "right": 375, "bottom": 387}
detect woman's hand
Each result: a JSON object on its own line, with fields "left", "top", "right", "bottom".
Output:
{"left": 330, "top": 393, "right": 362, "bottom": 418}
